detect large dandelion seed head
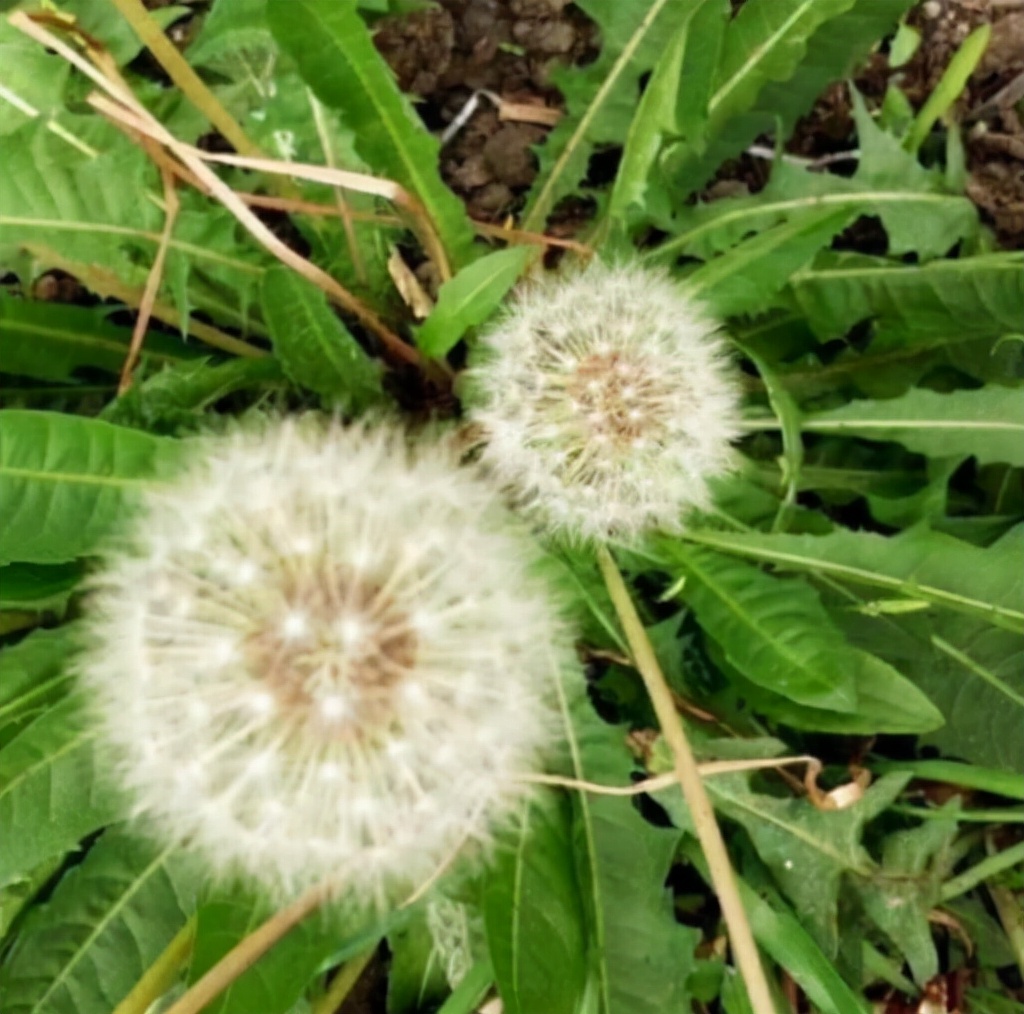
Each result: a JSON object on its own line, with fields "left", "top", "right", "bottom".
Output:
{"left": 79, "top": 418, "right": 575, "bottom": 907}
{"left": 468, "top": 262, "right": 742, "bottom": 542}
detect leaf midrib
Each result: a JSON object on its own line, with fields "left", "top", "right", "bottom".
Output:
{"left": 524, "top": 0, "right": 671, "bottom": 230}
{"left": 0, "top": 464, "right": 156, "bottom": 489}
{"left": 679, "top": 532, "right": 1024, "bottom": 632}
{"left": 708, "top": 0, "right": 821, "bottom": 116}
{"left": 804, "top": 419, "right": 1024, "bottom": 433}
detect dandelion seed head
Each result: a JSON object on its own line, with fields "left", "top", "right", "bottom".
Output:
{"left": 469, "top": 262, "right": 742, "bottom": 541}
{"left": 80, "top": 417, "right": 575, "bottom": 907}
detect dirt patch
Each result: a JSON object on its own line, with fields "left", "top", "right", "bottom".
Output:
{"left": 374, "top": 0, "right": 598, "bottom": 223}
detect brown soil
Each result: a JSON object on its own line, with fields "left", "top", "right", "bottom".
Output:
{"left": 374, "top": 0, "right": 598, "bottom": 223}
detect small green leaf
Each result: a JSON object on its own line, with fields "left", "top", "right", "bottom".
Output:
{"left": 804, "top": 387, "right": 1024, "bottom": 468}
{"left": 417, "top": 248, "right": 533, "bottom": 358}
{"left": 0, "top": 694, "right": 123, "bottom": 888}
{"left": 0, "top": 829, "right": 199, "bottom": 1014}
{"left": 0, "top": 411, "right": 183, "bottom": 565}
{"left": 483, "top": 791, "right": 587, "bottom": 1014}
{"left": 905, "top": 24, "right": 992, "bottom": 154}
{"left": 260, "top": 267, "right": 383, "bottom": 412}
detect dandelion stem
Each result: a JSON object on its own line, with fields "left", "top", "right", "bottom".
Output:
{"left": 596, "top": 543, "right": 778, "bottom": 1014}
{"left": 113, "top": 915, "right": 196, "bottom": 1014}
{"left": 163, "top": 879, "right": 337, "bottom": 1014}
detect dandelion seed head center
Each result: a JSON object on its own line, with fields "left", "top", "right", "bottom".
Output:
{"left": 564, "top": 351, "right": 665, "bottom": 447}
{"left": 241, "top": 566, "right": 418, "bottom": 740}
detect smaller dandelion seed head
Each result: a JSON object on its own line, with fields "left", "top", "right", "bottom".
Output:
{"left": 469, "top": 261, "right": 742, "bottom": 542}
{"left": 78, "top": 416, "right": 579, "bottom": 909}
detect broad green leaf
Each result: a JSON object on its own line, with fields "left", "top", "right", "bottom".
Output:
{"left": 483, "top": 791, "right": 587, "bottom": 1014}
{"left": 417, "top": 247, "right": 533, "bottom": 358}
{"left": 803, "top": 387, "right": 1024, "bottom": 468}
{"left": 710, "top": 633, "right": 944, "bottom": 735}
{"left": 786, "top": 251, "right": 1024, "bottom": 342}
{"left": 260, "top": 267, "right": 383, "bottom": 411}
{"left": 665, "top": 0, "right": 914, "bottom": 197}
{"left": 687, "top": 207, "right": 853, "bottom": 317}
{"left": 100, "top": 356, "right": 285, "bottom": 434}
{"left": 0, "top": 694, "right": 123, "bottom": 888}
{"left": 0, "top": 626, "right": 76, "bottom": 749}
{"left": 671, "top": 546, "right": 858, "bottom": 711}
{"left": 0, "top": 123, "right": 159, "bottom": 281}
{"left": 0, "top": 830, "right": 199, "bottom": 1014}
{"left": 565, "top": 699, "right": 698, "bottom": 1014}
{"left": 522, "top": 0, "right": 699, "bottom": 231}
{"left": 0, "top": 562, "right": 82, "bottom": 613}
{"left": 674, "top": 524, "right": 1024, "bottom": 633}
{"left": 0, "top": 411, "right": 183, "bottom": 564}
{"left": 0, "top": 297, "right": 194, "bottom": 384}
{"left": 266, "top": 0, "right": 475, "bottom": 269}
{"left": 855, "top": 805, "right": 958, "bottom": 985}
{"left": 676, "top": 525, "right": 1024, "bottom": 770}
{"left": 187, "top": 889, "right": 376, "bottom": 1014}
